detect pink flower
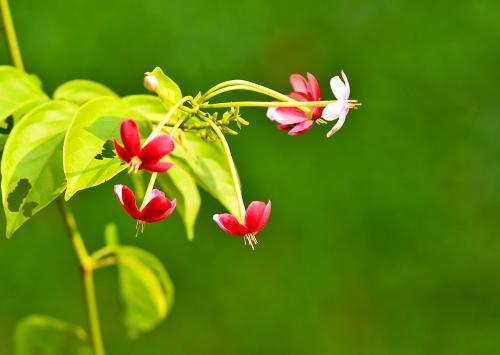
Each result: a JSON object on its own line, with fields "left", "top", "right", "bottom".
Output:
{"left": 322, "top": 70, "right": 356, "bottom": 138}
{"left": 267, "top": 73, "right": 322, "bottom": 136}
{"left": 114, "top": 119, "right": 174, "bottom": 173}
{"left": 114, "top": 184, "right": 176, "bottom": 223}
{"left": 213, "top": 201, "right": 272, "bottom": 249}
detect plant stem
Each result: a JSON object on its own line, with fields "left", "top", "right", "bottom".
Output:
{"left": 0, "top": 0, "right": 24, "bottom": 70}
{"left": 202, "top": 117, "right": 246, "bottom": 221}
{"left": 200, "top": 100, "right": 336, "bottom": 109}
{"left": 56, "top": 198, "right": 105, "bottom": 355}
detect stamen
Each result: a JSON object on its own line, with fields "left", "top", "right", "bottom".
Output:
{"left": 244, "top": 233, "right": 258, "bottom": 250}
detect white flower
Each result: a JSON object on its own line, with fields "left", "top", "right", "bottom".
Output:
{"left": 322, "top": 70, "right": 355, "bottom": 138}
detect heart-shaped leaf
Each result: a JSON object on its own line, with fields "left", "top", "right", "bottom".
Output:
{"left": 53, "top": 79, "right": 118, "bottom": 106}
{"left": 1, "top": 100, "right": 78, "bottom": 238}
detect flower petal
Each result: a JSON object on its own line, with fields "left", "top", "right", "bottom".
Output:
{"left": 330, "top": 75, "right": 349, "bottom": 101}
{"left": 244, "top": 200, "right": 271, "bottom": 234}
{"left": 322, "top": 100, "right": 347, "bottom": 121}
{"left": 276, "top": 124, "right": 293, "bottom": 131}
{"left": 341, "top": 70, "right": 350, "bottom": 98}
{"left": 306, "top": 73, "right": 322, "bottom": 100}
{"left": 326, "top": 109, "right": 349, "bottom": 138}
{"left": 139, "top": 135, "right": 175, "bottom": 163}
{"left": 120, "top": 119, "right": 141, "bottom": 156}
{"left": 140, "top": 160, "right": 174, "bottom": 173}
{"left": 213, "top": 214, "right": 247, "bottom": 236}
{"left": 140, "top": 189, "right": 175, "bottom": 223}
{"left": 114, "top": 139, "right": 131, "bottom": 163}
{"left": 114, "top": 184, "right": 141, "bottom": 220}
{"left": 267, "top": 107, "right": 308, "bottom": 125}
{"left": 288, "top": 91, "right": 309, "bottom": 101}
{"left": 288, "top": 120, "right": 314, "bottom": 136}
{"left": 289, "top": 74, "right": 309, "bottom": 94}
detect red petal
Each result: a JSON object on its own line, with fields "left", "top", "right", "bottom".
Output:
{"left": 140, "top": 160, "right": 174, "bottom": 173}
{"left": 306, "top": 73, "right": 322, "bottom": 100}
{"left": 114, "top": 185, "right": 141, "bottom": 220}
{"left": 288, "top": 120, "right": 314, "bottom": 136}
{"left": 289, "top": 74, "right": 309, "bottom": 94}
{"left": 267, "top": 107, "right": 308, "bottom": 125}
{"left": 140, "top": 189, "right": 175, "bottom": 223}
{"left": 120, "top": 120, "right": 141, "bottom": 156}
{"left": 213, "top": 214, "right": 247, "bottom": 236}
{"left": 244, "top": 200, "right": 271, "bottom": 234}
{"left": 114, "top": 139, "right": 131, "bottom": 163}
{"left": 139, "top": 135, "right": 174, "bottom": 163}
{"left": 276, "top": 124, "right": 293, "bottom": 131}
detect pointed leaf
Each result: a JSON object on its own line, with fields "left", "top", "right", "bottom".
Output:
{"left": 53, "top": 79, "right": 118, "bottom": 106}
{"left": 63, "top": 96, "right": 151, "bottom": 200}
{"left": 1, "top": 100, "right": 78, "bottom": 237}
{"left": 14, "top": 315, "right": 92, "bottom": 355}
{"left": 158, "top": 159, "right": 201, "bottom": 240}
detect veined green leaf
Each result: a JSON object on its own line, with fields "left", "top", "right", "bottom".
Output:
{"left": 53, "top": 79, "right": 118, "bottom": 106}
{"left": 63, "top": 96, "right": 151, "bottom": 200}
{"left": 171, "top": 132, "right": 240, "bottom": 216}
{"left": 145, "top": 67, "right": 182, "bottom": 106}
{"left": 123, "top": 94, "right": 168, "bottom": 122}
{"left": 158, "top": 159, "right": 201, "bottom": 240}
{"left": 115, "top": 246, "right": 174, "bottom": 337}
{"left": 14, "top": 315, "right": 92, "bottom": 355}
{"left": 1, "top": 100, "right": 78, "bottom": 238}
{"left": 0, "top": 66, "right": 49, "bottom": 124}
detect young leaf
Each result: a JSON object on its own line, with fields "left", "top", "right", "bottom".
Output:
{"left": 14, "top": 315, "right": 92, "bottom": 355}
{"left": 122, "top": 94, "right": 168, "bottom": 122}
{"left": 115, "top": 246, "right": 174, "bottom": 337}
{"left": 1, "top": 100, "right": 78, "bottom": 238}
{"left": 0, "top": 66, "right": 49, "bottom": 124}
{"left": 158, "top": 159, "right": 201, "bottom": 240}
{"left": 171, "top": 132, "right": 241, "bottom": 216}
{"left": 63, "top": 96, "right": 151, "bottom": 200}
{"left": 53, "top": 79, "right": 118, "bottom": 106}
{"left": 145, "top": 67, "right": 182, "bottom": 105}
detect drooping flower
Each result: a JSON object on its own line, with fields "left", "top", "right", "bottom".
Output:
{"left": 322, "top": 70, "right": 359, "bottom": 137}
{"left": 213, "top": 201, "right": 271, "bottom": 249}
{"left": 267, "top": 73, "right": 322, "bottom": 136}
{"left": 114, "top": 184, "right": 176, "bottom": 224}
{"left": 114, "top": 119, "right": 174, "bottom": 173}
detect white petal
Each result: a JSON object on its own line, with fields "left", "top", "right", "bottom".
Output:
{"left": 326, "top": 109, "right": 348, "bottom": 138}
{"left": 341, "top": 70, "right": 350, "bottom": 98}
{"left": 114, "top": 185, "right": 124, "bottom": 204}
{"left": 322, "top": 100, "right": 347, "bottom": 121}
{"left": 330, "top": 76, "right": 348, "bottom": 101}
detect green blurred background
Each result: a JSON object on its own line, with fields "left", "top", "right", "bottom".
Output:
{"left": 1, "top": 0, "right": 499, "bottom": 354}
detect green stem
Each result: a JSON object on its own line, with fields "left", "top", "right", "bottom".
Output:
{"left": 0, "top": 0, "right": 24, "bottom": 70}
{"left": 202, "top": 117, "right": 245, "bottom": 221}
{"left": 56, "top": 198, "right": 105, "bottom": 355}
{"left": 200, "top": 100, "right": 336, "bottom": 109}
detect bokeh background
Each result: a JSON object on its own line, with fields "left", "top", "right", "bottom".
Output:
{"left": 1, "top": 0, "right": 499, "bottom": 354}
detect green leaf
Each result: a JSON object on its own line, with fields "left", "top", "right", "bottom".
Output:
{"left": 63, "top": 96, "right": 151, "bottom": 200}
{"left": 14, "top": 315, "right": 92, "bottom": 355}
{"left": 0, "top": 66, "right": 49, "bottom": 124}
{"left": 122, "top": 94, "right": 168, "bottom": 122}
{"left": 145, "top": 67, "right": 182, "bottom": 105}
{"left": 1, "top": 100, "right": 78, "bottom": 238}
{"left": 171, "top": 132, "right": 240, "bottom": 216}
{"left": 115, "top": 246, "right": 174, "bottom": 337}
{"left": 53, "top": 79, "right": 118, "bottom": 106}
{"left": 158, "top": 159, "right": 201, "bottom": 240}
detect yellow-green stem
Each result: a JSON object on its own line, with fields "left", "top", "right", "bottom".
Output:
{"left": 56, "top": 198, "right": 105, "bottom": 355}
{"left": 203, "top": 118, "right": 246, "bottom": 221}
{"left": 200, "top": 100, "right": 336, "bottom": 109}
{"left": 0, "top": 0, "right": 24, "bottom": 70}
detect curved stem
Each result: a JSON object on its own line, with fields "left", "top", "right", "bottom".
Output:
{"left": 202, "top": 117, "right": 245, "bottom": 221}
{"left": 56, "top": 198, "right": 105, "bottom": 355}
{"left": 0, "top": 0, "right": 24, "bottom": 70}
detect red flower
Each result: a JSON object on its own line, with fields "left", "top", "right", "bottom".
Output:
{"left": 213, "top": 201, "right": 271, "bottom": 249}
{"left": 114, "top": 119, "right": 174, "bottom": 173}
{"left": 267, "top": 73, "right": 322, "bottom": 136}
{"left": 114, "top": 184, "right": 176, "bottom": 223}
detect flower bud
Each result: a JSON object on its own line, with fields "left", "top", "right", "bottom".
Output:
{"left": 144, "top": 75, "right": 158, "bottom": 92}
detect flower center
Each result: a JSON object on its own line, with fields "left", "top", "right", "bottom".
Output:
{"left": 128, "top": 156, "right": 143, "bottom": 173}
{"left": 244, "top": 233, "right": 258, "bottom": 250}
